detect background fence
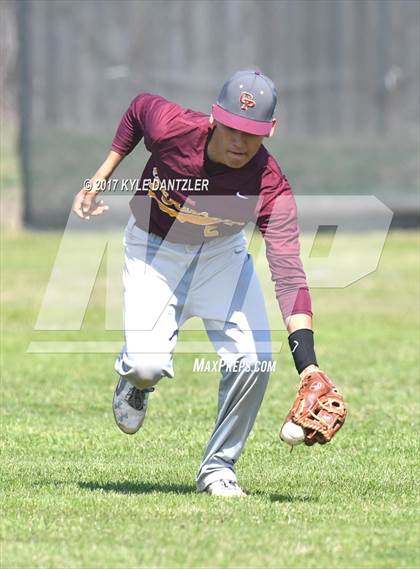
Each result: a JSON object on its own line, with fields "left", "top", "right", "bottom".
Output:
{"left": 1, "top": 0, "right": 419, "bottom": 227}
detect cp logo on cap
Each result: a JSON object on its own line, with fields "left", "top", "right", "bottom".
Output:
{"left": 239, "top": 91, "right": 256, "bottom": 111}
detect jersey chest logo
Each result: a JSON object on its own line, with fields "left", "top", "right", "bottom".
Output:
{"left": 239, "top": 91, "right": 256, "bottom": 111}
{"left": 147, "top": 167, "right": 244, "bottom": 238}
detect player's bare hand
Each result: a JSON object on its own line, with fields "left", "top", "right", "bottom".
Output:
{"left": 299, "top": 364, "right": 319, "bottom": 381}
{"left": 72, "top": 182, "right": 109, "bottom": 220}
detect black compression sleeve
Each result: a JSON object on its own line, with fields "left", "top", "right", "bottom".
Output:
{"left": 288, "top": 329, "right": 318, "bottom": 374}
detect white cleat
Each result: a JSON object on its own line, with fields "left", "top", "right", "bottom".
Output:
{"left": 112, "top": 377, "right": 153, "bottom": 435}
{"left": 205, "top": 480, "right": 247, "bottom": 498}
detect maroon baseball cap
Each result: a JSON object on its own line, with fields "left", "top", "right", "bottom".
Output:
{"left": 212, "top": 69, "right": 277, "bottom": 136}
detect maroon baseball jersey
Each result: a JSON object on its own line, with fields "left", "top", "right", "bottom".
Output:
{"left": 111, "top": 93, "right": 311, "bottom": 319}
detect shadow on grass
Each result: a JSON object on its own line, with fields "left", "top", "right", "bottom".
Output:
{"left": 269, "top": 493, "right": 318, "bottom": 503}
{"left": 79, "top": 482, "right": 319, "bottom": 502}
{"left": 79, "top": 481, "right": 196, "bottom": 495}
{"left": 37, "top": 479, "right": 319, "bottom": 502}
{"left": 249, "top": 490, "right": 319, "bottom": 503}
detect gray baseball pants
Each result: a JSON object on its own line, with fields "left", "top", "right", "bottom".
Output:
{"left": 114, "top": 217, "right": 272, "bottom": 491}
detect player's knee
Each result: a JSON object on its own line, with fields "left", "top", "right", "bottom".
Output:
{"left": 131, "top": 360, "right": 168, "bottom": 388}
{"left": 114, "top": 352, "right": 173, "bottom": 389}
{"left": 129, "top": 374, "right": 158, "bottom": 390}
{"left": 118, "top": 353, "right": 172, "bottom": 389}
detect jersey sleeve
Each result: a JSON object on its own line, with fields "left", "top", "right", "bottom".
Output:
{"left": 111, "top": 93, "right": 181, "bottom": 156}
{"left": 256, "top": 166, "right": 312, "bottom": 322}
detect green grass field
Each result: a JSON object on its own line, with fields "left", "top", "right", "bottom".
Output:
{"left": 1, "top": 230, "right": 419, "bottom": 568}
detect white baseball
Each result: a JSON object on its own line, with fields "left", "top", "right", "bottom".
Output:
{"left": 280, "top": 421, "right": 305, "bottom": 446}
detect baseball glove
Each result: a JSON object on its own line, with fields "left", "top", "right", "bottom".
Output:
{"left": 282, "top": 370, "right": 347, "bottom": 446}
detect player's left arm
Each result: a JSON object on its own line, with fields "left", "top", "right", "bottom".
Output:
{"left": 284, "top": 311, "right": 347, "bottom": 446}
{"left": 256, "top": 169, "right": 347, "bottom": 445}
{"left": 286, "top": 312, "right": 318, "bottom": 380}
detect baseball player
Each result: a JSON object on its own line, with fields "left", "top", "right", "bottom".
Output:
{"left": 73, "top": 70, "right": 346, "bottom": 498}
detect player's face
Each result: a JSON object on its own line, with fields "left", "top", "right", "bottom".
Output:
{"left": 210, "top": 122, "right": 264, "bottom": 168}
